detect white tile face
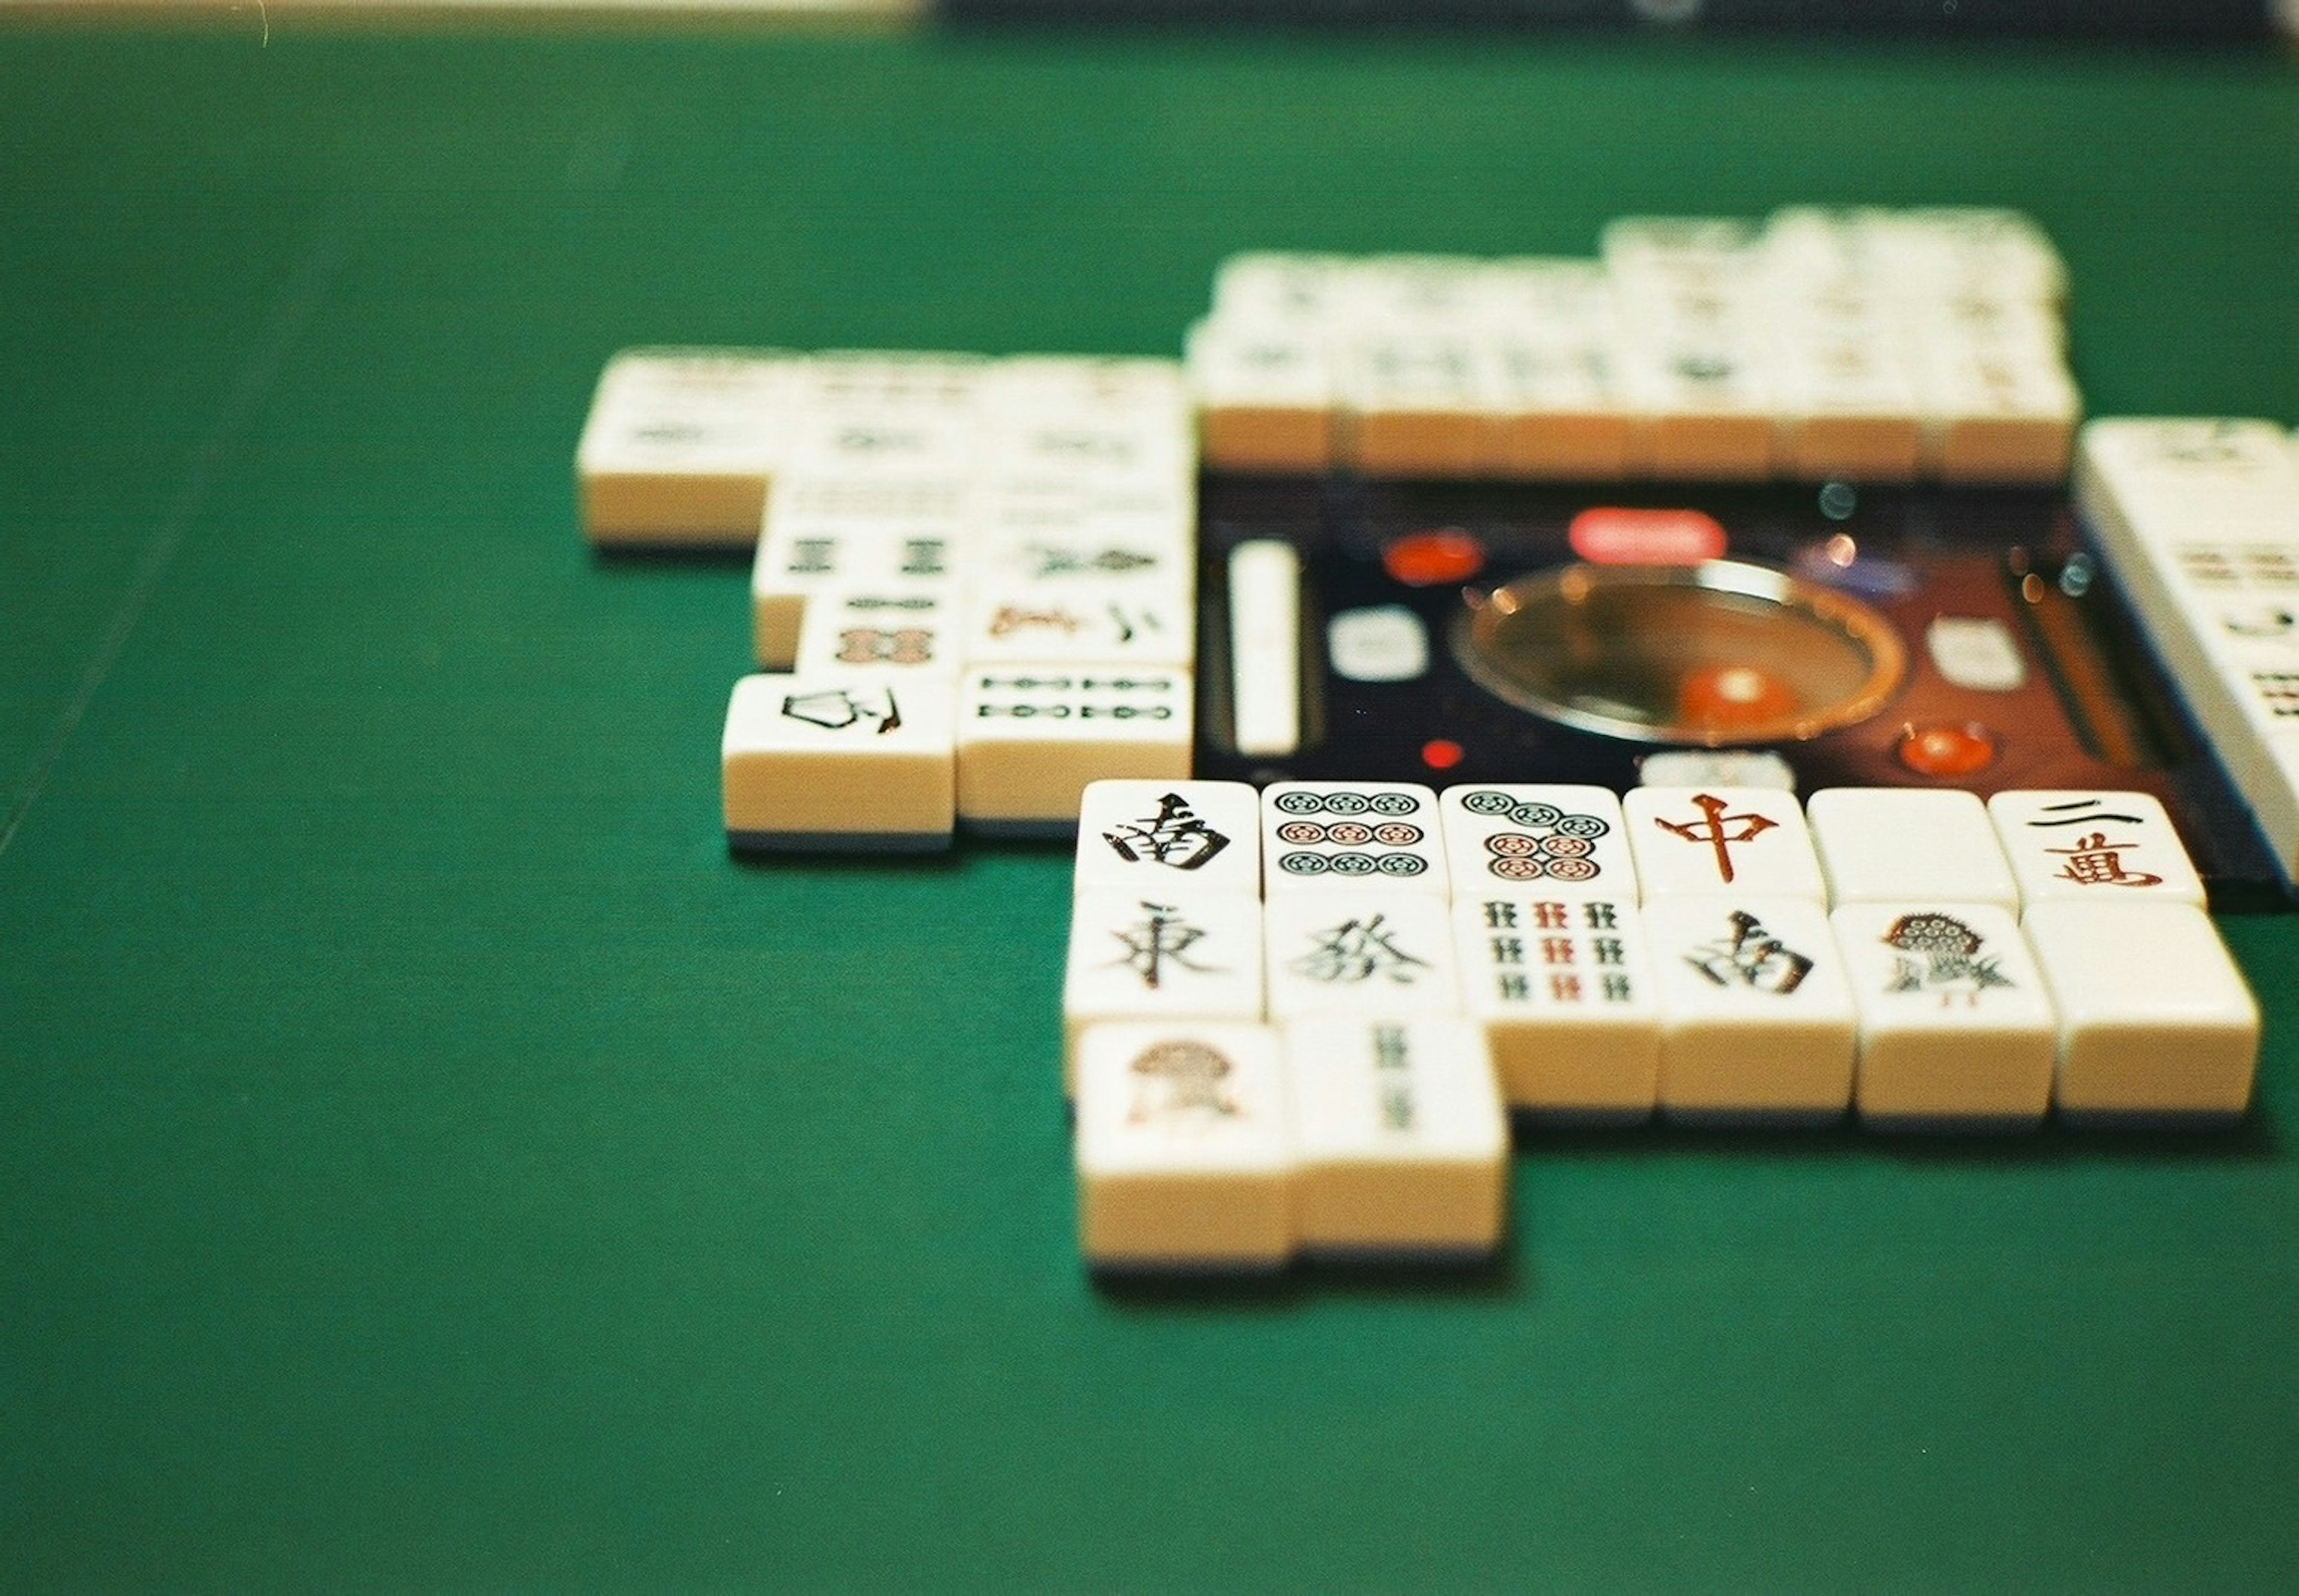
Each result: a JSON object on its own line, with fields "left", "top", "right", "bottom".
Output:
{"left": 1261, "top": 782, "right": 1447, "bottom": 896}
{"left": 973, "top": 525, "right": 1193, "bottom": 595}
{"left": 1439, "top": 785, "right": 1636, "bottom": 901}
{"left": 1828, "top": 902, "right": 2056, "bottom": 1125}
{"left": 792, "top": 584, "right": 961, "bottom": 678}
{"left": 2077, "top": 418, "right": 2299, "bottom": 541}
{"left": 1452, "top": 894, "right": 1660, "bottom": 1116}
{"left": 986, "top": 413, "right": 1195, "bottom": 491}
{"left": 1074, "top": 780, "right": 1263, "bottom": 896}
{"left": 1806, "top": 788, "right": 2017, "bottom": 910}
{"left": 576, "top": 348, "right": 791, "bottom": 544}
{"left": 782, "top": 407, "right": 980, "bottom": 477}
{"left": 1063, "top": 890, "right": 1266, "bottom": 1091}
{"left": 751, "top": 523, "right": 961, "bottom": 670}
{"left": 1624, "top": 786, "right": 1826, "bottom": 903}
{"left": 720, "top": 673, "right": 955, "bottom": 849}
{"left": 960, "top": 580, "right": 1196, "bottom": 669}
{"left": 955, "top": 669, "right": 1193, "bottom": 827}
{"left": 1263, "top": 894, "right": 1461, "bottom": 1022}
{"left": 771, "top": 471, "right": 976, "bottom": 530}
{"left": 1986, "top": 790, "right": 2205, "bottom": 910}
{"left": 1073, "top": 1021, "right": 1295, "bottom": 1270}
{"left": 985, "top": 355, "right": 1190, "bottom": 425}
{"left": 1282, "top": 1017, "right": 1508, "bottom": 1255}
{"left": 2023, "top": 902, "right": 2259, "bottom": 1119}
{"left": 1185, "top": 317, "right": 1337, "bottom": 474}
{"left": 1642, "top": 896, "right": 1858, "bottom": 1118}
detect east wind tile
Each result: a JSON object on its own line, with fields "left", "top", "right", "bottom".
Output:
{"left": 1063, "top": 888, "right": 1266, "bottom": 1094}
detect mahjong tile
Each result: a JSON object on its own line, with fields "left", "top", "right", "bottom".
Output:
{"left": 1829, "top": 902, "right": 2055, "bottom": 1128}
{"left": 1073, "top": 1020, "right": 1295, "bottom": 1271}
{"left": 1439, "top": 784, "right": 1634, "bottom": 902}
{"left": 1263, "top": 892, "right": 1461, "bottom": 1022}
{"left": 1282, "top": 1017, "right": 1508, "bottom": 1258}
{"left": 1073, "top": 779, "right": 1263, "bottom": 896}
{"left": 1986, "top": 790, "right": 2205, "bottom": 911}
{"left": 1261, "top": 781, "right": 1447, "bottom": 896}
{"left": 1624, "top": 785, "right": 1825, "bottom": 903}
{"left": 1451, "top": 893, "right": 1659, "bottom": 1118}
{"left": 1642, "top": 894, "right": 1857, "bottom": 1121}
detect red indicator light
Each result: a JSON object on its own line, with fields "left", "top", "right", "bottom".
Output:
{"left": 1897, "top": 722, "right": 1998, "bottom": 776}
{"left": 1421, "top": 738, "right": 1466, "bottom": 771}
{"left": 1383, "top": 529, "right": 1487, "bottom": 587}
{"left": 1569, "top": 507, "right": 1728, "bottom": 566}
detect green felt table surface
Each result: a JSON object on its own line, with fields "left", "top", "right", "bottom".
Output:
{"left": 5, "top": 16, "right": 2299, "bottom": 1590}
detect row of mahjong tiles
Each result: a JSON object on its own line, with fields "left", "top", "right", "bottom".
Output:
{"left": 712, "top": 408, "right": 2299, "bottom": 858}
{"left": 593, "top": 351, "right": 1206, "bottom": 841}
{"left": 1067, "top": 779, "right": 2260, "bottom": 1271}
{"left": 1188, "top": 208, "right": 2078, "bottom": 484}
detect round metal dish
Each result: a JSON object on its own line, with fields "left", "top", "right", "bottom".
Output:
{"left": 1452, "top": 560, "right": 1907, "bottom": 746}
